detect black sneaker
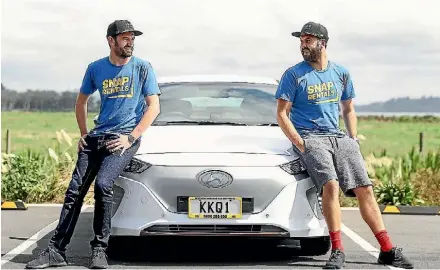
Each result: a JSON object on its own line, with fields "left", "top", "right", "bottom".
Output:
{"left": 25, "top": 246, "right": 68, "bottom": 269}
{"left": 89, "top": 247, "right": 108, "bottom": 269}
{"left": 378, "top": 247, "right": 414, "bottom": 269}
{"left": 323, "top": 249, "right": 345, "bottom": 269}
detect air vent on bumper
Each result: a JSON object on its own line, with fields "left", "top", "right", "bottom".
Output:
{"left": 141, "top": 224, "right": 289, "bottom": 237}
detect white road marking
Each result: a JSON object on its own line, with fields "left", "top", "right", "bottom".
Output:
{"left": 1, "top": 205, "right": 89, "bottom": 266}
{"left": 341, "top": 207, "right": 359, "bottom": 211}
{"left": 341, "top": 223, "right": 399, "bottom": 270}
{"left": 27, "top": 204, "right": 93, "bottom": 207}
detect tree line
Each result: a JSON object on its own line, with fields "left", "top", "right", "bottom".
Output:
{"left": 356, "top": 96, "right": 440, "bottom": 113}
{"left": 1, "top": 84, "right": 101, "bottom": 112}
{"left": 3, "top": 83, "right": 439, "bottom": 113}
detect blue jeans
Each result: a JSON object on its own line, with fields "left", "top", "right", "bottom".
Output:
{"left": 49, "top": 133, "right": 140, "bottom": 252}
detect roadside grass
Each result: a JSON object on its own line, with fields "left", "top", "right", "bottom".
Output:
{"left": 355, "top": 118, "right": 440, "bottom": 157}
{"left": 2, "top": 112, "right": 96, "bottom": 154}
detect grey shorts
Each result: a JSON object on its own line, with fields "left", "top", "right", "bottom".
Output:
{"left": 292, "top": 136, "right": 372, "bottom": 197}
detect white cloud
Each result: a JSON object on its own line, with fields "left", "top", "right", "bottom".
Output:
{"left": 1, "top": 0, "right": 440, "bottom": 104}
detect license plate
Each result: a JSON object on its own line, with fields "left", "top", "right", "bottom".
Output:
{"left": 188, "top": 197, "right": 242, "bottom": 219}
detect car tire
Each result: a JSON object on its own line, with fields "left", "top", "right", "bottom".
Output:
{"left": 299, "top": 236, "right": 331, "bottom": 256}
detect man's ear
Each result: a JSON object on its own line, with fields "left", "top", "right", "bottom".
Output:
{"left": 107, "top": 36, "right": 116, "bottom": 46}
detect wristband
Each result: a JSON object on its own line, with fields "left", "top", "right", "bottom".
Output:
{"left": 128, "top": 134, "right": 136, "bottom": 144}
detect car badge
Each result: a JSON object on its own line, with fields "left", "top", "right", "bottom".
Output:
{"left": 197, "top": 170, "right": 233, "bottom": 188}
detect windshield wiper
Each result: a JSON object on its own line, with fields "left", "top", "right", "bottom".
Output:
{"left": 197, "top": 121, "right": 248, "bottom": 126}
{"left": 153, "top": 120, "right": 248, "bottom": 126}
{"left": 256, "top": 123, "right": 279, "bottom": 126}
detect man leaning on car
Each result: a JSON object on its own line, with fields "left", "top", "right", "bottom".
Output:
{"left": 25, "top": 20, "right": 161, "bottom": 269}
{"left": 275, "top": 22, "right": 414, "bottom": 269}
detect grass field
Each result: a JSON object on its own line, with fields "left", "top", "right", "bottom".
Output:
{"left": 2, "top": 112, "right": 96, "bottom": 154}
{"left": 2, "top": 111, "right": 440, "bottom": 156}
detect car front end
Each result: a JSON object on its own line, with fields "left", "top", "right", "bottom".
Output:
{"left": 111, "top": 126, "right": 326, "bottom": 239}
{"left": 108, "top": 76, "right": 330, "bottom": 258}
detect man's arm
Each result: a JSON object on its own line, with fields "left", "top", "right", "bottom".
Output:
{"left": 130, "top": 94, "right": 160, "bottom": 139}
{"left": 105, "top": 95, "right": 160, "bottom": 154}
{"left": 276, "top": 99, "right": 304, "bottom": 151}
{"left": 274, "top": 69, "right": 304, "bottom": 150}
{"left": 77, "top": 62, "right": 96, "bottom": 137}
{"left": 340, "top": 99, "right": 357, "bottom": 139}
{"left": 130, "top": 62, "right": 161, "bottom": 139}
{"left": 340, "top": 69, "right": 357, "bottom": 139}
{"left": 75, "top": 92, "right": 91, "bottom": 137}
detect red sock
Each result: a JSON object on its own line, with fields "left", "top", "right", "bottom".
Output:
{"left": 375, "top": 230, "right": 393, "bottom": 252}
{"left": 329, "top": 230, "right": 344, "bottom": 251}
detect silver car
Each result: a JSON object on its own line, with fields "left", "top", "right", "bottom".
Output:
{"left": 108, "top": 75, "right": 329, "bottom": 258}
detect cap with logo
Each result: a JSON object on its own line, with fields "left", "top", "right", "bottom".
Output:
{"left": 106, "top": 20, "right": 143, "bottom": 37}
{"left": 291, "top": 22, "right": 329, "bottom": 41}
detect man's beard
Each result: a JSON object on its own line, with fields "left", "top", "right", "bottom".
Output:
{"left": 301, "top": 46, "right": 321, "bottom": 62}
{"left": 115, "top": 44, "right": 134, "bottom": 58}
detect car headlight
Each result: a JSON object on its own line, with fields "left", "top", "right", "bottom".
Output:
{"left": 123, "top": 157, "right": 152, "bottom": 174}
{"left": 279, "top": 158, "right": 307, "bottom": 175}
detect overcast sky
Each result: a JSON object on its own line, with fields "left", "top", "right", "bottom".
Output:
{"left": 2, "top": 0, "right": 440, "bottom": 104}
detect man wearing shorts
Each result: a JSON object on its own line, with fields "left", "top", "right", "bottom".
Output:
{"left": 275, "top": 22, "right": 413, "bottom": 269}
{"left": 25, "top": 20, "right": 161, "bottom": 269}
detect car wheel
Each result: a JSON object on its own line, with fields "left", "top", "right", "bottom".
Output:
{"left": 299, "top": 236, "right": 331, "bottom": 256}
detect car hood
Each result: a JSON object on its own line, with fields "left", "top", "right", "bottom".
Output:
{"left": 137, "top": 126, "right": 293, "bottom": 156}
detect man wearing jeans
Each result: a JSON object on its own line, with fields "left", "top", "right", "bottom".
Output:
{"left": 275, "top": 22, "right": 413, "bottom": 269}
{"left": 26, "top": 20, "right": 161, "bottom": 269}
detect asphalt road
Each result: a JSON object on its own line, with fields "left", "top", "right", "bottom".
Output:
{"left": 2, "top": 206, "right": 439, "bottom": 269}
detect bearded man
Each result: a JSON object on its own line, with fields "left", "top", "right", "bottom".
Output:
{"left": 26, "top": 20, "right": 161, "bottom": 269}
{"left": 275, "top": 22, "right": 413, "bottom": 269}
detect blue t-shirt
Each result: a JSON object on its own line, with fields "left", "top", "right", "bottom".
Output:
{"left": 80, "top": 56, "right": 161, "bottom": 135}
{"left": 275, "top": 61, "right": 355, "bottom": 137}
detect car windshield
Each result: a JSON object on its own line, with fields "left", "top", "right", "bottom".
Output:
{"left": 153, "top": 82, "right": 279, "bottom": 126}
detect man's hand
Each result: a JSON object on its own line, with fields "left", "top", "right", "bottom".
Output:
{"left": 297, "top": 138, "right": 306, "bottom": 153}
{"left": 106, "top": 135, "right": 132, "bottom": 154}
{"left": 77, "top": 135, "right": 88, "bottom": 153}
{"left": 352, "top": 137, "right": 360, "bottom": 146}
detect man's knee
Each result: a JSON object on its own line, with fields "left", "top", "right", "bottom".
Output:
{"left": 353, "top": 185, "right": 374, "bottom": 199}
{"left": 94, "top": 180, "right": 113, "bottom": 198}
{"left": 322, "top": 179, "right": 339, "bottom": 198}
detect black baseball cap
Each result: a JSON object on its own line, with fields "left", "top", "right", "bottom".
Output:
{"left": 291, "top": 22, "right": 329, "bottom": 41}
{"left": 106, "top": 20, "right": 143, "bottom": 37}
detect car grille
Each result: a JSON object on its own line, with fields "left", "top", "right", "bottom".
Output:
{"left": 176, "top": 196, "right": 254, "bottom": 213}
{"left": 141, "top": 224, "right": 289, "bottom": 237}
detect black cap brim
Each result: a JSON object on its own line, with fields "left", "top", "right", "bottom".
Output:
{"left": 133, "top": 30, "right": 143, "bottom": 36}
{"left": 109, "top": 30, "right": 143, "bottom": 37}
{"left": 291, "top": 31, "right": 325, "bottom": 39}
{"left": 291, "top": 31, "right": 301, "bottom": 37}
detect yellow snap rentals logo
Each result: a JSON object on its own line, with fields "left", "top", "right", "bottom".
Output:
{"left": 102, "top": 76, "right": 133, "bottom": 98}
{"left": 307, "top": 81, "right": 338, "bottom": 103}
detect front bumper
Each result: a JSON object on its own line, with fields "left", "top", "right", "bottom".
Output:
{"left": 111, "top": 174, "right": 327, "bottom": 238}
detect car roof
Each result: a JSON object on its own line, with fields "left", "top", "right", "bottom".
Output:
{"left": 158, "top": 74, "right": 279, "bottom": 85}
